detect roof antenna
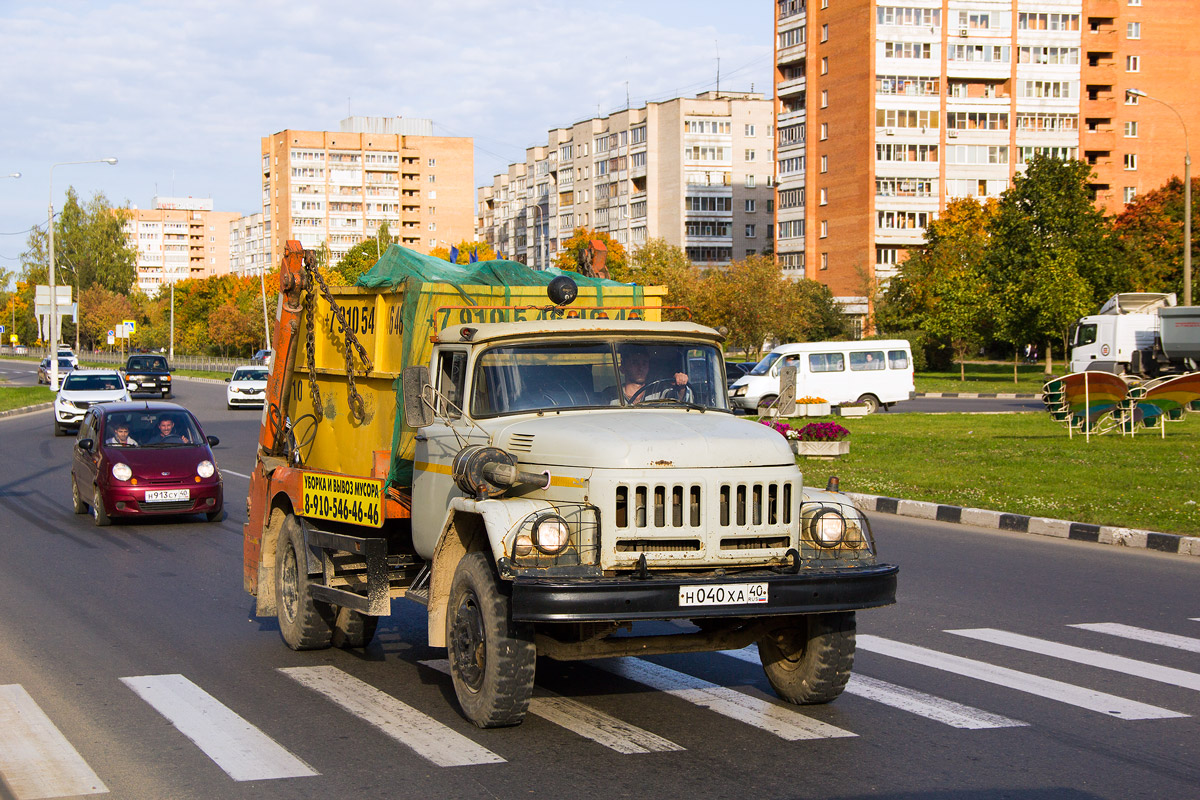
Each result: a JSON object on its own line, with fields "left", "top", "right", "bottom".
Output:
{"left": 626, "top": 81, "right": 630, "bottom": 110}
{"left": 715, "top": 40, "right": 720, "bottom": 94}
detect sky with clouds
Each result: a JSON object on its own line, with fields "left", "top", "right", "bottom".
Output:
{"left": 0, "top": 0, "right": 774, "bottom": 269}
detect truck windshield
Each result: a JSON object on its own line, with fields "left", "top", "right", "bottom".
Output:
{"left": 470, "top": 341, "right": 730, "bottom": 416}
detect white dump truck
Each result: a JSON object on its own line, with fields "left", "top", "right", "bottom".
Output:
{"left": 1068, "top": 292, "right": 1200, "bottom": 377}
{"left": 243, "top": 242, "right": 898, "bottom": 728}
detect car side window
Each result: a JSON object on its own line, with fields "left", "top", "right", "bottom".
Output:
{"left": 809, "top": 352, "right": 844, "bottom": 373}
{"left": 79, "top": 410, "right": 96, "bottom": 441}
{"left": 887, "top": 350, "right": 909, "bottom": 369}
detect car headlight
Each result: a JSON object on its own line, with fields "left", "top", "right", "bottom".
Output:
{"left": 163, "top": 375, "right": 171, "bottom": 381}
{"left": 808, "top": 508, "right": 847, "bottom": 548}
{"left": 127, "top": 381, "right": 138, "bottom": 388}
{"left": 734, "top": 386, "right": 747, "bottom": 397}
{"left": 530, "top": 513, "right": 570, "bottom": 555}
{"left": 197, "top": 460, "right": 215, "bottom": 478}
{"left": 112, "top": 462, "right": 132, "bottom": 481}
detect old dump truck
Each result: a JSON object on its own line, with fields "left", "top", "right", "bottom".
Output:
{"left": 243, "top": 241, "right": 897, "bottom": 728}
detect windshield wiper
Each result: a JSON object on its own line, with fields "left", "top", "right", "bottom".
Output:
{"left": 639, "top": 397, "right": 707, "bottom": 411}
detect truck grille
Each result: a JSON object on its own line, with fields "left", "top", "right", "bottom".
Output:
{"left": 610, "top": 477, "right": 797, "bottom": 563}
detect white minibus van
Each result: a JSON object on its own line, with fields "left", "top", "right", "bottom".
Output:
{"left": 729, "top": 340, "right": 915, "bottom": 414}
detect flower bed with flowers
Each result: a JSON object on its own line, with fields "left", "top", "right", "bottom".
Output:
{"left": 760, "top": 419, "right": 851, "bottom": 457}
{"left": 791, "top": 396, "right": 831, "bottom": 416}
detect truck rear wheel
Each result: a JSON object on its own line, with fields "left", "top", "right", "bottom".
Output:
{"left": 758, "top": 611, "right": 855, "bottom": 704}
{"left": 332, "top": 607, "right": 378, "bottom": 649}
{"left": 446, "top": 552, "right": 535, "bottom": 728}
{"left": 275, "top": 514, "right": 335, "bottom": 650}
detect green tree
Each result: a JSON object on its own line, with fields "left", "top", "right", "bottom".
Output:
{"left": 552, "top": 228, "right": 628, "bottom": 276}
{"left": 1111, "top": 176, "right": 1200, "bottom": 295}
{"left": 617, "top": 238, "right": 700, "bottom": 321}
{"left": 775, "top": 279, "right": 850, "bottom": 344}
{"left": 983, "top": 156, "right": 1127, "bottom": 373}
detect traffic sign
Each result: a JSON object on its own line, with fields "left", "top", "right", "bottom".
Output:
{"left": 0, "top": 325, "right": 5, "bottom": 334}
{"left": 123, "top": 320, "right": 136, "bottom": 336}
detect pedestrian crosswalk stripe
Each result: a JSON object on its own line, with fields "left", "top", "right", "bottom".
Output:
{"left": 1070, "top": 623, "right": 1200, "bottom": 653}
{"left": 596, "top": 657, "right": 856, "bottom": 740}
{"left": 857, "top": 635, "right": 1187, "bottom": 720}
{"left": 0, "top": 684, "right": 108, "bottom": 799}
{"left": 949, "top": 628, "right": 1200, "bottom": 692}
{"left": 419, "top": 659, "right": 683, "bottom": 754}
{"left": 279, "top": 666, "right": 504, "bottom": 767}
{"left": 120, "top": 675, "right": 317, "bottom": 782}
{"left": 721, "top": 646, "right": 1025, "bottom": 729}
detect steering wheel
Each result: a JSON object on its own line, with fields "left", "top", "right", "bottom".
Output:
{"left": 629, "top": 378, "right": 694, "bottom": 405}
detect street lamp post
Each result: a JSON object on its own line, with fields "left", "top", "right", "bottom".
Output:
{"left": 4, "top": 173, "right": 20, "bottom": 179}
{"left": 48, "top": 158, "right": 117, "bottom": 390}
{"left": 1127, "top": 89, "right": 1191, "bottom": 307}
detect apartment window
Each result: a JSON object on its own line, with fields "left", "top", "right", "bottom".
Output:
{"left": 821, "top": 90, "right": 828, "bottom": 108}
{"left": 820, "top": 188, "right": 828, "bottom": 205}
{"left": 560, "top": 144, "right": 573, "bottom": 160}
{"left": 820, "top": 252, "right": 828, "bottom": 270}
{"left": 745, "top": 149, "right": 756, "bottom": 161}
{"left": 820, "top": 220, "right": 828, "bottom": 238}
{"left": 1124, "top": 121, "right": 1138, "bottom": 137}
{"left": 1127, "top": 22, "right": 1140, "bottom": 39}
{"left": 821, "top": 24, "right": 828, "bottom": 42}
{"left": 745, "top": 199, "right": 757, "bottom": 212}
{"left": 1126, "top": 55, "right": 1140, "bottom": 72}
{"left": 428, "top": 190, "right": 436, "bottom": 199}
{"left": 428, "top": 175, "right": 436, "bottom": 183}
{"left": 1124, "top": 187, "right": 1137, "bottom": 203}
{"left": 820, "top": 155, "right": 828, "bottom": 173}
{"left": 876, "top": 245, "right": 901, "bottom": 267}
{"left": 428, "top": 158, "right": 436, "bottom": 167}
{"left": 630, "top": 126, "right": 646, "bottom": 144}
{"left": 1129, "top": 0, "right": 1142, "bottom": 5}
{"left": 745, "top": 174, "right": 756, "bottom": 187}
{"left": 820, "top": 57, "right": 829, "bottom": 75}
{"left": 1126, "top": 91, "right": 1139, "bottom": 105}
{"left": 1124, "top": 153, "right": 1138, "bottom": 170}
{"left": 820, "top": 123, "right": 828, "bottom": 140}
{"left": 746, "top": 224, "right": 757, "bottom": 238}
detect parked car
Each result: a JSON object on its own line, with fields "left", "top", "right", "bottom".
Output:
{"left": 53, "top": 369, "right": 129, "bottom": 436}
{"left": 70, "top": 401, "right": 223, "bottom": 525}
{"left": 225, "top": 365, "right": 269, "bottom": 409}
{"left": 122, "top": 354, "right": 173, "bottom": 398}
{"left": 38, "top": 356, "right": 76, "bottom": 384}
{"left": 57, "top": 347, "right": 79, "bottom": 368}
{"left": 251, "top": 349, "right": 272, "bottom": 366}
{"left": 725, "top": 360, "right": 756, "bottom": 390}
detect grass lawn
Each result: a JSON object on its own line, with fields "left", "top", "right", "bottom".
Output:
{"left": 915, "top": 362, "right": 1056, "bottom": 394}
{"left": 776, "top": 412, "right": 1200, "bottom": 536}
{"left": 0, "top": 385, "right": 54, "bottom": 412}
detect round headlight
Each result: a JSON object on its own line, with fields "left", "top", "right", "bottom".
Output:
{"left": 808, "top": 508, "right": 847, "bottom": 548}
{"left": 531, "top": 514, "right": 570, "bottom": 555}
{"left": 513, "top": 533, "right": 533, "bottom": 557}
{"left": 111, "top": 462, "right": 132, "bottom": 481}
{"left": 197, "top": 460, "right": 215, "bottom": 478}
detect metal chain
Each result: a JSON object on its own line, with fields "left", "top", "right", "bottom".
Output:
{"left": 301, "top": 251, "right": 372, "bottom": 423}
{"left": 301, "top": 269, "right": 323, "bottom": 422}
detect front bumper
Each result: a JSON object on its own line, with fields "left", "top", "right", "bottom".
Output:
{"left": 227, "top": 391, "right": 265, "bottom": 406}
{"left": 510, "top": 563, "right": 897, "bottom": 622}
{"left": 102, "top": 481, "right": 223, "bottom": 517}
{"left": 126, "top": 376, "right": 169, "bottom": 394}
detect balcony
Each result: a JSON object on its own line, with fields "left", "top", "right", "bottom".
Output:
{"left": 1088, "top": 0, "right": 1119, "bottom": 16}
{"left": 1082, "top": 129, "right": 1116, "bottom": 151}
{"left": 1085, "top": 28, "right": 1117, "bottom": 49}
{"left": 1085, "top": 64, "right": 1117, "bottom": 86}
{"left": 1082, "top": 96, "right": 1118, "bottom": 117}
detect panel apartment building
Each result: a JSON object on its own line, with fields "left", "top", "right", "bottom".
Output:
{"left": 261, "top": 117, "right": 474, "bottom": 268}
{"left": 775, "top": 0, "right": 1200, "bottom": 328}
{"left": 123, "top": 197, "right": 239, "bottom": 296}
{"left": 477, "top": 92, "right": 776, "bottom": 269}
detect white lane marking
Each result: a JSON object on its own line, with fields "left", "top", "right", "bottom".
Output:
{"left": 279, "top": 666, "right": 504, "bottom": 767}
{"left": 721, "top": 646, "right": 1026, "bottom": 729}
{"left": 420, "top": 659, "right": 683, "bottom": 754}
{"left": 0, "top": 684, "right": 108, "bottom": 798}
{"left": 950, "top": 628, "right": 1200, "bottom": 692}
{"left": 120, "top": 674, "right": 316, "bottom": 782}
{"left": 1070, "top": 623, "right": 1200, "bottom": 654}
{"left": 857, "top": 635, "right": 1187, "bottom": 720}
{"left": 596, "top": 657, "right": 855, "bottom": 740}
{"left": 221, "top": 469, "right": 251, "bottom": 479}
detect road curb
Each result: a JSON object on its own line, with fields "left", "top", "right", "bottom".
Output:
{"left": 843, "top": 492, "right": 1200, "bottom": 559}
{"left": 0, "top": 401, "right": 53, "bottom": 419}
{"left": 914, "top": 392, "right": 1039, "bottom": 399}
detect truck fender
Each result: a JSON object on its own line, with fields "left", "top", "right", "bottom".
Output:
{"left": 426, "top": 497, "right": 563, "bottom": 647}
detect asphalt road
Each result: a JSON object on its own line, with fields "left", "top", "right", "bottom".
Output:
{"left": 0, "top": 373, "right": 1196, "bottom": 800}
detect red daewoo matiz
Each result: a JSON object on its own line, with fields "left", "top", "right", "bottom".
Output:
{"left": 70, "top": 402, "right": 224, "bottom": 526}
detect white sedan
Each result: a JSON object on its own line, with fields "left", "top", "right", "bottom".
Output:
{"left": 226, "top": 366, "right": 269, "bottom": 409}
{"left": 54, "top": 369, "right": 129, "bottom": 436}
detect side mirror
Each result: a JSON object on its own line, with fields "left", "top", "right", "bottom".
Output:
{"left": 224, "top": 378, "right": 231, "bottom": 382}
{"left": 402, "top": 365, "right": 435, "bottom": 428}
{"left": 207, "top": 435, "right": 220, "bottom": 446}
{"left": 78, "top": 438, "right": 93, "bottom": 452}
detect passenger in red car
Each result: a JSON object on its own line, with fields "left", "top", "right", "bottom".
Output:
{"left": 149, "top": 417, "right": 189, "bottom": 445}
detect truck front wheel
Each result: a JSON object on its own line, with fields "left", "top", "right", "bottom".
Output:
{"left": 275, "top": 514, "right": 335, "bottom": 650}
{"left": 758, "top": 611, "right": 855, "bottom": 704}
{"left": 446, "top": 552, "right": 536, "bottom": 728}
